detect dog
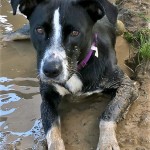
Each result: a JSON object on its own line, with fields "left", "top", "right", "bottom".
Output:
{"left": 11, "top": 0, "right": 138, "bottom": 149}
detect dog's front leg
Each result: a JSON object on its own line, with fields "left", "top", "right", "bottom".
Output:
{"left": 40, "top": 84, "right": 65, "bottom": 150}
{"left": 97, "top": 74, "right": 138, "bottom": 150}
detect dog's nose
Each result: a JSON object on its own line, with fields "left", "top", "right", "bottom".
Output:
{"left": 43, "top": 61, "right": 62, "bottom": 78}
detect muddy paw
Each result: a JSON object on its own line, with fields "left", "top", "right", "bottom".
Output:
{"left": 97, "top": 121, "right": 120, "bottom": 150}
{"left": 47, "top": 139, "right": 65, "bottom": 150}
{"left": 96, "top": 142, "right": 120, "bottom": 150}
{"left": 46, "top": 126, "right": 65, "bottom": 150}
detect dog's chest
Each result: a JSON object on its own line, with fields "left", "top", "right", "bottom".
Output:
{"left": 53, "top": 74, "right": 103, "bottom": 97}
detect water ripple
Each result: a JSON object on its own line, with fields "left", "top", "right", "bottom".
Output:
{"left": 0, "top": 15, "right": 13, "bottom": 32}
{"left": 0, "top": 93, "right": 21, "bottom": 107}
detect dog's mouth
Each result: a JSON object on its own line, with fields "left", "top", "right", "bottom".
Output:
{"left": 39, "top": 72, "right": 68, "bottom": 85}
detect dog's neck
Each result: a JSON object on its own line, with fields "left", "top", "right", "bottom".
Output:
{"left": 77, "top": 33, "right": 98, "bottom": 70}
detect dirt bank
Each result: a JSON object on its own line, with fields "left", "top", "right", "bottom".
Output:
{"left": 116, "top": 0, "right": 150, "bottom": 150}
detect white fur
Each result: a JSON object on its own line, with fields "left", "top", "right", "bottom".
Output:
{"left": 82, "top": 89, "right": 103, "bottom": 96}
{"left": 97, "top": 120, "right": 120, "bottom": 150}
{"left": 52, "top": 74, "right": 83, "bottom": 96}
{"left": 46, "top": 117, "right": 59, "bottom": 148}
{"left": 46, "top": 129, "right": 52, "bottom": 148}
{"left": 40, "top": 48, "right": 68, "bottom": 83}
{"left": 91, "top": 45, "right": 98, "bottom": 57}
{"left": 39, "top": 8, "right": 69, "bottom": 83}
{"left": 99, "top": 120, "right": 116, "bottom": 129}
{"left": 53, "top": 84, "right": 70, "bottom": 96}
{"left": 52, "top": 8, "right": 61, "bottom": 46}
{"left": 66, "top": 74, "right": 83, "bottom": 94}
{"left": 46, "top": 117, "right": 65, "bottom": 149}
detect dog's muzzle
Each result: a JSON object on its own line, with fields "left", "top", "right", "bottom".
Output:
{"left": 40, "top": 50, "right": 69, "bottom": 83}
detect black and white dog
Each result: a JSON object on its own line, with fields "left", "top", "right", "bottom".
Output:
{"left": 11, "top": 0, "right": 138, "bottom": 149}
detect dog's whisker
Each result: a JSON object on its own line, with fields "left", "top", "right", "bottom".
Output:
{"left": 68, "top": 68, "right": 82, "bottom": 77}
{"left": 105, "top": 81, "right": 121, "bottom": 89}
{"left": 66, "top": 56, "right": 72, "bottom": 61}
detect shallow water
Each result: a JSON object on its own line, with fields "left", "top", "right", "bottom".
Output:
{"left": 0, "top": 1, "right": 132, "bottom": 149}
{"left": 0, "top": 1, "right": 45, "bottom": 149}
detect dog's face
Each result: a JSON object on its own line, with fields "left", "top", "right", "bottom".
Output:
{"left": 11, "top": 0, "right": 117, "bottom": 84}
{"left": 29, "top": 1, "right": 99, "bottom": 83}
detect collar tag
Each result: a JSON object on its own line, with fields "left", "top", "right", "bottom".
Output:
{"left": 91, "top": 45, "right": 98, "bottom": 57}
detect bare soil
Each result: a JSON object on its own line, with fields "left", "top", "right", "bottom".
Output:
{"left": 116, "top": 0, "right": 150, "bottom": 150}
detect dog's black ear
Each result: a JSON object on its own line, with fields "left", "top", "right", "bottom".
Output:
{"left": 76, "top": 0, "right": 118, "bottom": 25}
{"left": 11, "top": 0, "right": 43, "bottom": 18}
{"left": 76, "top": 0, "right": 105, "bottom": 23}
{"left": 99, "top": 0, "right": 118, "bottom": 25}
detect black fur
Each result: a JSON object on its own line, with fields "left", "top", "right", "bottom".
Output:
{"left": 10, "top": 0, "right": 138, "bottom": 149}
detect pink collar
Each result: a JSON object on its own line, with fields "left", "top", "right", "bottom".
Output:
{"left": 77, "top": 34, "right": 98, "bottom": 70}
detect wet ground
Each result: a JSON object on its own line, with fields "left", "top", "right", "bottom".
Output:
{"left": 0, "top": 0, "right": 150, "bottom": 150}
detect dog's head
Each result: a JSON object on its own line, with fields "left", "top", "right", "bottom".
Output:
{"left": 11, "top": 0, "right": 118, "bottom": 84}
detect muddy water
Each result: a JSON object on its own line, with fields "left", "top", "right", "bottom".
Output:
{"left": 0, "top": 1, "right": 132, "bottom": 150}
{"left": 0, "top": 1, "right": 45, "bottom": 149}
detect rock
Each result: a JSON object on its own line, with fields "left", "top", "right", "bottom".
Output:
{"left": 116, "top": 20, "right": 126, "bottom": 35}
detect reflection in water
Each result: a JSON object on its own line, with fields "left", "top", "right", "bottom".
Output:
{"left": 5, "top": 119, "right": 43, "bottom": 138}
{"left": 0, "top": 1, "right": 43, "bottom": 148}
{"left": 0, "top": 15, "right": 13, "bottom": 32}
{"left": 0, "top": 119, "right": 45, "bottom": 149}
{"left": 0, "top": 77, "right": 40, "bottom": 120}
{"left": 0, "top": 77, "right": 13, "bottom": 83}
{"left": 0, "top": 108, "right": 16, "bottom": 117}
{"left": 0, "top": 84, "right": 14, "bottom": 91}
{"left": 0, "top": 93, "right": 20, "bottom": 107}
{"left": 0, "top": 76, "right": 43, "bottom": 148}
{"left": 0, "top": 92, "right": 20, "bottom": 118}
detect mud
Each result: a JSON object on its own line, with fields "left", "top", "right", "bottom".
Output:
{"left": 0, "top": 0, "right": 150, "bottom": 150}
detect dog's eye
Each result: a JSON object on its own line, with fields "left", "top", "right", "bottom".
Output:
{"left": 70, "top": 31, "right": 80, "bottom": 37}
{"left": 36, "top": 27, "right": 45, "bottom": 34}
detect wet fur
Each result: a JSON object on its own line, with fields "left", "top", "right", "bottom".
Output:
{"left": 10, "top": 0, "right": 138, "bottom": 149}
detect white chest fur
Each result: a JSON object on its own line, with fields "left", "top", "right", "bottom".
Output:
{"left": 53, "top": 74, "right": 103, "bottom": 97}
{"left": 53, "top": 74, "right": 83, "bottom": 96}
{"left": 66, "top": 74, "right": 83, "bottom": 94}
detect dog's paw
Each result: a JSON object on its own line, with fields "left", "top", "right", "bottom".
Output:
{"left": 47, "top": 139, "right": 65, "bottom": 150}
{"left": 46, "top": 126, "right": 65, "bottom": 150}
{"left": 96, "top": 141, "right": 120, "bottom": 150}
{"left": 66, "top": 74, "right": 83, "bottom": 94}
{"left": 96, "top": 121, "right": 120, "bottom": 150}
